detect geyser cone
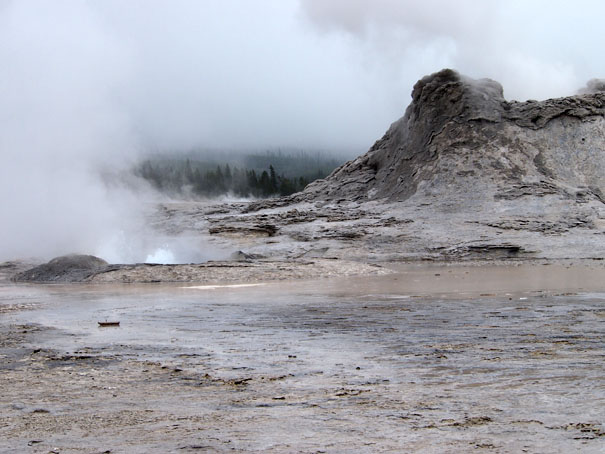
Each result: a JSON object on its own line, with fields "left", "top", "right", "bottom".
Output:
{"left": 303, "top": 69, "right": 605, "bottom": 205}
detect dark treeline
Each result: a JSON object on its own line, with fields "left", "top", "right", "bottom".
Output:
{"left": 134, "top": 149, "right": 346, "bottom": 198}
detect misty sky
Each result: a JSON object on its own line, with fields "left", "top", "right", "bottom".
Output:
{"left": 1, "top": 0, "right": 604, "bottom": 261}
{"left": 2, "top": 0, "right": 604, "bottom": 152}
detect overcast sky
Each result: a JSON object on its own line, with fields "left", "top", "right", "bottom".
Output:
{"left": 3, "top": 0, "right": 604, "bottom": 153}
{"left": 1, "top": 0, "right": 604, "bottom": 261}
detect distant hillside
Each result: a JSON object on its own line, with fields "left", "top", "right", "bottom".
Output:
{"left": 134, "top": 148, "right": 347, "bottom": 198}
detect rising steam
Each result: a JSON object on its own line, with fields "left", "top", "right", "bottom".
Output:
{"left": 0, "top": 1, "right": 144, "bottom": 261}
{"left": 300, "top": 0, "right": 605, "bottom": 101}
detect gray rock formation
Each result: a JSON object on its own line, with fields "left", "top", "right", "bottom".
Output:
{"left": 220, "top": 69, "right": 605, "bottom": 262}
{"left": 14, "top": 254, "right": 108, "bottom": 283}
{"left": 302, "top": 68, "right": 605, "bottom": 204}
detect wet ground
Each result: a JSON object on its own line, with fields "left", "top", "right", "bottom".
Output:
{"left": 1, "top": 264, "right": 604, "bottom": 453}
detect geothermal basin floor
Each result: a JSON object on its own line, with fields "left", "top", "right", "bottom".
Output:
{"left": 1, "top": 262, "right": 604, "bottom": 453}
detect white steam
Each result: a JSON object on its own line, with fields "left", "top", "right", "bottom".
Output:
{"left": 300, "top": 0, "right": 605, "bottom": 101}
{"left": 0, "top": 1, "right": 145, "bottom": 262}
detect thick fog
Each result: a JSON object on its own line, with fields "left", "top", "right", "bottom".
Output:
{"left": 1, "top": 0, "right": 603, "bottom": 262}
{"left": 0, "top": 1, "right": 143, "bottom": 262}
{"left": 301, "top": 0, "right": 605, "bottom": 102}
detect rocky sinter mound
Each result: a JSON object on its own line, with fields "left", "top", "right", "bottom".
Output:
{"left": 302, "top": 68, "right": 605, "bottom": 204}
{"left": 209, "top": 69, "right": 605, "bottom": 262}
{"left": 13, "top": 254, "right": 109, "bottom": 283}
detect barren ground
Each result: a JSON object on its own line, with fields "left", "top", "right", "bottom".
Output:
{"left": 1, "top": 262, "right": 605, "bottom": 453}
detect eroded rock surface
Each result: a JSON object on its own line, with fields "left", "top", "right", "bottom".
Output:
{"left": 221, "top": 69, "right": 605, "bottom": 263}
{"left": 301, "top": 68, "right": 605, "bottom": 204}
{"left": 13, "top": 254, "right": 108, "bottom": 283}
